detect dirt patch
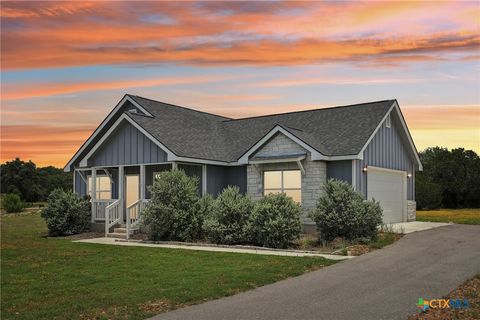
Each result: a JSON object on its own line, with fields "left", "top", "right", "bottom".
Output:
{"left": 61, "top": 232, "right": 104, "bottom": 240}
{"left": 139, "top": 299, "right": 172, "bottom": 314}
{"left": 408, "top": 275, "right": 479, "bottom": 320}
{"left": 346, "top": 244, "right": 371, "bottom": 256}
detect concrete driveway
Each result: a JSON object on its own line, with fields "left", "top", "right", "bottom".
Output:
{"left": 150, "top": 224, "right": 480, "bottom": 320}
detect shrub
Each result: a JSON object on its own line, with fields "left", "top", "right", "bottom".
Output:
{"left": 2, "top": 193, "right": 25, "bottom": 213}
{"left": 41, "top": 189, "right": 91, "bottom": 236}
{"left": 309, "top": 179, "right": 383, "bottom": 242}
{"left": 203, "top": 186, "right": 254, "bottom": 245}
{"left": 248, "top": 193, "right": 302, "bottom": 248}
{"left": 141, "top": 170, "right": 201, "bottom": 241}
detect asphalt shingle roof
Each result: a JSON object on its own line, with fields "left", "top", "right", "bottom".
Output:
{"left": 127, "top": 95, "right": 395, "bottom": 163}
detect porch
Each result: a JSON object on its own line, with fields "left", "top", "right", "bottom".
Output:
{"left": 74, "top": 162, "right": 205, "bottom": 239}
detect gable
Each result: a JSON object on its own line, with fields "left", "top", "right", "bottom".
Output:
{"left": 64, "top": 95, "right": 154, "bottom": 171}
{"left": 252, "top": 132, "right": 306, "bottom": 158}
{"left": 88, "top": 120, "right": 167, "bottom": 167}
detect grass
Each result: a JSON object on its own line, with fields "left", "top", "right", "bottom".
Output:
{"left": 1, "top": 213, "right": 336, "bottom": 320}
{"left": 416, "top": 208, "right": 480, "bottom": 225}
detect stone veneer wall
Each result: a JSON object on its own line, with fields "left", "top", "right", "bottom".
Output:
{"left": 407, "top": 200, "right": 416, "bottom": 221}
{"left": 246, "top": 133, "right": 327, "bottom": 224}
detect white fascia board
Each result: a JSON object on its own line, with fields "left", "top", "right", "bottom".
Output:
{"left": 356, "top": 101, "right": 422, "bottom": 171}
{"left": 249, "top": 155, "right": 306, "bottom": 164}
{"left": 64, "top": 95, "right": 152, "bottom": 172}
{"left": 392, "top": 104, "right": 423, "bottom": 171}
{"left": 356, "top": 101, "right": 396, "bottom": 160}
{"left": 170, "top": 156, "right": 230, "bottom": 166}
{"left": 238, "top": 125, "right": 326, "bottom": 164}
{"left": 79, "top": 113, "right": 176, "bottom": 167}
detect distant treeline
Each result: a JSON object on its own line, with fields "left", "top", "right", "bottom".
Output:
{"left": 1, "top": 158, "right": 72, "bottom": 202}
{"left": 416, "top": 147, "right": 480, "bottom": 210}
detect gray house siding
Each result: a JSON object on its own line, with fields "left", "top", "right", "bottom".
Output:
{"left": 74, "top": 170, "right": 88, "bottom": 197}
{"left": 355, "top": 112, "right": 416, "bottom": 200}
{"left": 207, "top": 165, "right": 247, "bottom": 196}
{"left": 227, "top": 166, "right": 247, "bottom": 194}
{"left": 327, "top": 160, "right": 352, "bottom": 184}
{"left": 89, "top": 120, "right": 167, "bottom": 167}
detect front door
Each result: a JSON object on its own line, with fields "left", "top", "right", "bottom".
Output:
{"left": 125, "top": 174, "right": 140, "bottom": 219}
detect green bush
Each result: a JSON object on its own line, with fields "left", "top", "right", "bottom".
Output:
{"left": 41, "top": 189, "right": 90, "bottom": 236}
{"left": 309, "top": 179, "right": 383, "bottom": 242}
{"left": 203, "top": 186, "right": 254, "bottom": 245}
{"left": 248, "top": 193, "right": 302, "bottom": 249}
{"left": 2, "top": 193, "right": 25, "bottom": 213}
{"left": 141, "top": 170, "right": 202, "bottom": 241}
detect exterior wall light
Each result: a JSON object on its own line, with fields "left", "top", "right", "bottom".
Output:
{"left": 362, "top": 167, "right": 368, "bottom": 173}
{"left": 407, "top": 173, "right": 412, "bottom": 178}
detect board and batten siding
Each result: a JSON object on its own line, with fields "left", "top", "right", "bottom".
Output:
{"left": 355, "top": 112, "right": 416, "bottom": 200}
{"left": 89, "top": 120, "right": 167, "bottom": 167}
{"left": 327, "top": 160, "right": 352, "bottom": 184}
{"left": 74, "top": 171, "right": 88, "bottom": 197}
{"left": 207, "top": 165, "right": 247, "bottom": 196}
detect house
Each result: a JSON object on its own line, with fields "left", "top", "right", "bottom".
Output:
{"left": 65, "top": 95, "right": 422, "bottom": 238}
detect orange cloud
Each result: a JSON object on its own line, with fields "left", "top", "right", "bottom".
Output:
{"left": 2, "top": 1, "right": 479, "bottom": 70}
{"left": 0, "top": 125, "right": 94, "bottom": 167}
{"left": 2, "top": 75, "right": 239, "bottom": 100}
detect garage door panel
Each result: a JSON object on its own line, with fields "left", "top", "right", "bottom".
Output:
{"left": 367, "top": 169, "right": 406, "bottom": 224}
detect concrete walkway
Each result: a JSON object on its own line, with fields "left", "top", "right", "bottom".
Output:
{"left": 149, "top": 224, "right": 480, "bottom": 320}
{"left": 75, "top": 237, "right": 352, "bottom": 260}
{"left": 390, "top": 221, "right": 451, "bottom": 234}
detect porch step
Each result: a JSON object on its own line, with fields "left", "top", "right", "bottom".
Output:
{"left": 106, "top": 232, "right": 128, "bottom": 239}
{"left": 113, "top": 227, "right": 140, "bottom": 235}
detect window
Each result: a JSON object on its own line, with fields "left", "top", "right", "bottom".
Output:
{"left": 88, "top": 175, "right": 112, "bottom": 200}
{"left": 264, "top": 170, "right": 301, "bottom": 203}
{"left": 386, "top": 114, "right": 391, "bottom": 128}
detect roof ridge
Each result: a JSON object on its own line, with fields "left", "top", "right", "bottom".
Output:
{"left": 222, "top": 99, "right": 396, "bottom": 122}
{"left": 128, "top": 94, "right": 232, "bottom": 120}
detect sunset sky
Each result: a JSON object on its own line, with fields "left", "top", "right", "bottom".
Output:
{"left": 1, "top": 1, "right": 479, "bottom": 168}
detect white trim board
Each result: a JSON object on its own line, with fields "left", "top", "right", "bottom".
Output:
{"left": 65, "top": 95, "right": 153, "bottom": 172}
{"left": 79, "top": 113, "right": 175, "bottom": 168}
{"left": 356, "top": 101, "right": 422, "bottom": 170}
{"left": 238, "top": 125, "right": 326, "bottom": 164}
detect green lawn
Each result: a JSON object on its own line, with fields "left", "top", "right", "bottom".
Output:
{"left": 416, "top": 208, "right": 480, "bottom": 225}
{"left": 1, "top": 213, "right": 336, "bottom": 320}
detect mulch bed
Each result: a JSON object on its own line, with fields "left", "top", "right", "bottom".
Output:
{"left": 408, "top": 275, "right": 479, "bottom": 320}
{"left": 61, "top": 232, "right": 104, "bottom": 240}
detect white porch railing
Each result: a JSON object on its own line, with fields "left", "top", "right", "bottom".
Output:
{"left": 92, "top": 199, "right": 115, "bottom": 221}
{"left": 105, "top": 199, "right": 121, "bottom": 235}
{"left": 126, "top": 199, "right": 150, "bottom": 239}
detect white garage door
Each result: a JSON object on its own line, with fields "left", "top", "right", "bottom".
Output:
{"left": 367, "top": 167, "right": 406, "bottom": 224}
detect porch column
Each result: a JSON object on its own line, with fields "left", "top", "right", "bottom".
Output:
{"left": 91, "top": 168, "right": 96, "bottom": 222}
{"left": 118, "top": 166, "right": 124, "bottom": 221}
{"left": 140, "top": 164, "right": 146, "bottom": 200}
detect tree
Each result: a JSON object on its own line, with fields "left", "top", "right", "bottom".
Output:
{"left": 0, "top": 158, "right": 72, "bottom": 202}
{"left": 417, "top": 147, "right": 480, "bottom": 209}
{"left": 0, "top": 158, "right": 41, "bottom": 202}
{"left": 37, "top": 166, "right": 73, "bottom": 199}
